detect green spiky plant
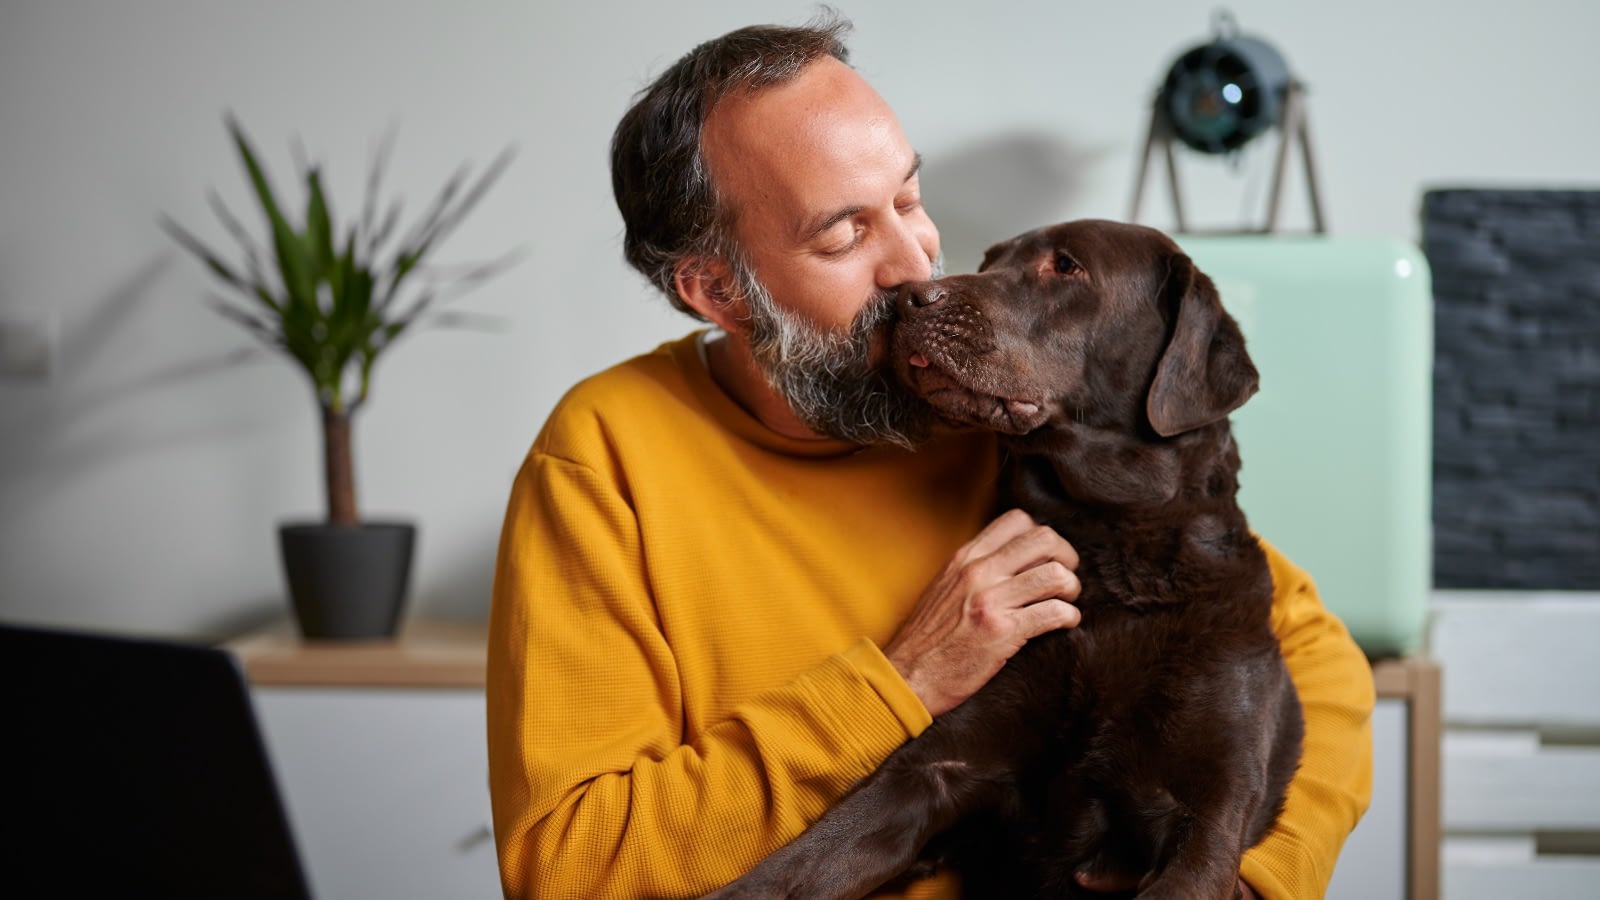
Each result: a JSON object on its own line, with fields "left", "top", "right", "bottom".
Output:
{"left": 164, "top": 116, "right": 515, "bottom": 527}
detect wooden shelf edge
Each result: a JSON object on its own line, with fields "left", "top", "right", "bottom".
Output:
{"left": 226, "top": 619, "right": 487, "bottom": 689}
{"left": 1372, "top": 655, "right": 1439, "bottom": 699}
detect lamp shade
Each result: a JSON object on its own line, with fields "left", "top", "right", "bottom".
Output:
{"left": 1160, "top": 33, "right": 1290, "bottom": 154}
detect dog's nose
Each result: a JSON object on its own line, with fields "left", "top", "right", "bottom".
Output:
{"left": 901, "top": 284, "right": 947, "bottom": 308}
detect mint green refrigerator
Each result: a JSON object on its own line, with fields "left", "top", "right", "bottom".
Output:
{"left": 1179, "top": 237, "right": 1434, "bottom": 657}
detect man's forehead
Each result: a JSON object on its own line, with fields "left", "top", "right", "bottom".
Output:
{"left": 702, "top": 59, "right": 919, "bottom": 240}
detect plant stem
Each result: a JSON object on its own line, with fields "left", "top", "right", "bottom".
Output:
{"left": 321, "top": 405, "right": 358, "bottom": 526}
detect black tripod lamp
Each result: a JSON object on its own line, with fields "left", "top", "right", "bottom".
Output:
{"left": 1129, "top": 12, "right": 1326, "bottom": 234}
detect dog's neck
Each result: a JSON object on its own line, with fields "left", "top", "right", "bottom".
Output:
{"left": 1002, "top": 421, "right": 1255, "bottom": 610}
{"left": 1003, "top": 420, "right": 1246, "bottom": 538}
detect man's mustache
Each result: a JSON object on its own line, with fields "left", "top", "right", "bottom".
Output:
{"left": 853, "top": 250, "right": 945, "bottom": 359}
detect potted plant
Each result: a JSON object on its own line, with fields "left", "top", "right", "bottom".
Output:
{"left": 164, "top": 115, "right": 515, "bottom": 639}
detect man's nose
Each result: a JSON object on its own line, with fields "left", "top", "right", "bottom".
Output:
{"left": 876, "top": 216, "right": 939, "bottom": 289}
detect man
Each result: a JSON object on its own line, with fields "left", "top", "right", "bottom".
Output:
{"left": 487, "top": 14, "right": 1373, "bottom": 900}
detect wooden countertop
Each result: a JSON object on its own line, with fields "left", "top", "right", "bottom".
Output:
{"left": 227, "top": 619, "right": 487, "bottom": 688}
{"left": 227, "top": 619, "right": 1431, "bottom": 698}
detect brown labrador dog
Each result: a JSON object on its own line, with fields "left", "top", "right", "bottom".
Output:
{"left": 707, "top": 220, "right": 1303, "bottom": 899}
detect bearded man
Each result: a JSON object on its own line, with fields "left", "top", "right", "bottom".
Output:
{"left": 486, "top": 14, "right": 1373, "bottom": 900}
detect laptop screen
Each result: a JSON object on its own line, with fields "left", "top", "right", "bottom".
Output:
{"left": 1, "top": 623, "right": 313, "bottom": 899}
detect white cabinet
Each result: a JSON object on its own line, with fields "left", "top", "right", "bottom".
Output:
{"left": 251, "top": 687, "right": 499, "bottom": 899}
{"left": 231, "top": 622, "right": 500, "bottom": 900}
{"left": 1431, "top": 594, "right": 1600, "bottom": 900}
{"left": 231, "top": 624, "right": 1439, "bottom": 899}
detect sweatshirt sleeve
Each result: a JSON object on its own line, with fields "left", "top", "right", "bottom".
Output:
{"left": 1240, "top": 540, "right": 1377, "bottom": 899}
{"left": 486, "top": 451, "right": 930, "bottom": 899}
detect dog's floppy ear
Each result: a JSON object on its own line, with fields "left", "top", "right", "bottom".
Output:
{"left": 977, "top": 237, "right": 1017, "bottom": 272}
{"left": 1146, "top": 254, "right": 1259, "bottom": 437}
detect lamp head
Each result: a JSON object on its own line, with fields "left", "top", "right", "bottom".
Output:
{"left": 1159, "top": 15, "right": 1291, "bottom": 154}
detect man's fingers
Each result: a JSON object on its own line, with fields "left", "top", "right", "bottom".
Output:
{"left": 996, "top": 517, "right": 1079, "bottom": 574}
{"left": 1015, "top": 597, "right": 1081, "bottom": 637}
{"left": 967, "top": 511, "right": 1079, "bottom": 577}
{"left": 1010, "top": 559, "right": 1081, "bottom": 604}
{"left": 962, "top": 508, "right": 1041, "bottom": 559}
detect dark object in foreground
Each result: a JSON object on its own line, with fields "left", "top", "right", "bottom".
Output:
{"left": 1, "top": 624, "right": 313, "bottom": 899}
{"left": 709, "top": 219, "right": 1303, "bottom": 899}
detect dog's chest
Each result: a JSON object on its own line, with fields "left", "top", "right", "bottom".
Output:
{"left": 1012, "top": 538, "right": 1277, "bottom": 722}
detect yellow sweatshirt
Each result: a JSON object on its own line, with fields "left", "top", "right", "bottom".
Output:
{"left": 487, "top": 332, "right": 1374, "bottom": 899}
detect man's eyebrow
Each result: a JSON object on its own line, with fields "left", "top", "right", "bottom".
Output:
{"left": 907, "top": 153, "right": 924, "bottom": 182}
{"left": 795, "top": 153, "right": 925, "bottom": 244}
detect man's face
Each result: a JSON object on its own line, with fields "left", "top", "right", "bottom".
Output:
{"left": 702, "top": 56, "right": 943, "bottom": 444}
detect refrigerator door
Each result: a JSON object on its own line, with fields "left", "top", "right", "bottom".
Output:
{"left": 1180, "top": 236, "right": 1434, "bottom": 656}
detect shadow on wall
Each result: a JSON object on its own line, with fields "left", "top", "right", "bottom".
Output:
{"left": 922, "top": 131, "right": 1104, "bottom": 272}
{"left": 0, "top": 253, "right": 282, "bottom": 520}
{"left": 0, "top": 255, "right": 171, "bottom": 486}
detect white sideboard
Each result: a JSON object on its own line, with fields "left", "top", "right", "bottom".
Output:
{"left": 230, "top": 623, "right": 1439, "bottom": 899}
{"left": 1430, "top": 593, "right": 1600, "bottom": 900}
{"left": 230, "top": 621, "right": 501, "bottom": 900}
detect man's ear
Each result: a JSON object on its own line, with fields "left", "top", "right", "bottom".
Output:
{"left": 1145, "top": 253, "right": 1259, "bottom": 437}
{"left": 674, "top": 256, "right": 746, "bottom": 333}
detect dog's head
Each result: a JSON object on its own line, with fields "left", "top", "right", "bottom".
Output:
{"left": 890, "top": 219, "right": 1258, "bottom": 448}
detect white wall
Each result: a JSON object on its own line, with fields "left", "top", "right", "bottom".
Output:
{"left": 2, "top": 0, "right": 1597, "bottom": 639}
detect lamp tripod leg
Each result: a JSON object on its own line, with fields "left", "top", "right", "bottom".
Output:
{"left": 1164, "top": 128, "right": 1187, "bottom": 233}
{"left": 1263, "top": 82, "right": 1301, "bottom": 234}
{"left": 1298, "top": 97, "right": 1327, "bottom": 233}
{"left": 1130, "top": 103, "right": 1187, "bottom": 233}
{"left": 1129, "top": 103, "right": 1159, "bottom": 223}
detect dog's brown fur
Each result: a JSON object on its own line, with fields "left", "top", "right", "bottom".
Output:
{"left": 707, "top": 220, "right": 1303, "bottom": 900}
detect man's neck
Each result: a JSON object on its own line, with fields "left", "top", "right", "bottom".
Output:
{"left": 700, "top": 330, "right": 830, "bottom": 442}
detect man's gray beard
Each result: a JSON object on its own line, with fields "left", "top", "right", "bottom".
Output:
{"left": 737, "top": 256, "right": 944, "bottom": 449}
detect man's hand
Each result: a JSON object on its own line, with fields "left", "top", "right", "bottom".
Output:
{"left": 884, "top": 508, "right": 1082, "bottom": 716}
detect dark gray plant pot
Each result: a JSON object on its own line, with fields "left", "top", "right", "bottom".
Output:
{"left": 278, "top": 521, "right": 416, "bottom": 640}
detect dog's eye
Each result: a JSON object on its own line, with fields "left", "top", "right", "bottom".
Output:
{"left": 1053, "top": 251, "right": 1082, "bottom": 275}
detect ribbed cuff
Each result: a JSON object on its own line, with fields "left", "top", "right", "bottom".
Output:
{"left": 840, "top": 637, "right": 934, "bottom": 738}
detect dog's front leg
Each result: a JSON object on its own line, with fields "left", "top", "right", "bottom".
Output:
{"left": 1132, "top": 759, "right": 1263, "bottom": 900}
{"left": 704, "top": 692, "right": 1025, "bottom": 900}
